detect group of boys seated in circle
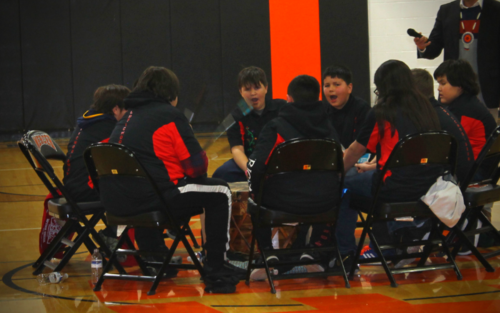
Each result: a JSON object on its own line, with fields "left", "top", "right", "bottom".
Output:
{"left": 63, "top": 58, "right": 495, "bottom": 293}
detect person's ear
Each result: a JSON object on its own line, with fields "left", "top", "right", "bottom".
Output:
{"left": 286, "top": 94, "right": 294, "bottom": 103}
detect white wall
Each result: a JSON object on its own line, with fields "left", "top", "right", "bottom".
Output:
{"left": 368, "top": 0, "right": 451, "bottom": 104}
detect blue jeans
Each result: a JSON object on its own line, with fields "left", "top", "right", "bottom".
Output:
{"left": 335, "top": 170, "right": 374, "bottom": 255}
{"left": 212, "top": 159, "right": 247, "bottom": 182}
{"left": 336, "top": 169, "right": 425, "bottom": 255}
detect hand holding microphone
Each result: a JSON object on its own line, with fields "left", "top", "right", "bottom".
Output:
{"left": 407, "top": 28, "right": 431, "bottom": 50}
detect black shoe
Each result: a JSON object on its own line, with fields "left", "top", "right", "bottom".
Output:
{"left": 222, "top": 260, "right": 247, "bottom": 280}
{"left": 204, "top": 264, "right": 239, "bottom": 294}
{"left": 330, "top": 252, "right": 359, "bottom": 274}
{"left": 146, "top": 265, "right": 178, "bottom": 278}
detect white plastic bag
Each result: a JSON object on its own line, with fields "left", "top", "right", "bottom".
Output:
{"left": 421, "top": 175, "right": 465, "bottom": 228}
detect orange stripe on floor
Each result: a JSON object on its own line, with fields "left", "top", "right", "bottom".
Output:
{"left": 269, "top": 0, "right": 322, "bottom": 99}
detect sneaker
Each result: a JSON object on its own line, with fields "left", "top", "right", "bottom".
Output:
{"left": 250, "top": 255, "right": 279, "bottom": 281}
{"left": 204, "top": 264, "right": 240, "bottom": 294}
{"left": 359, "top": 245, "right": 394, "bottom": 265}
{"left": 300, "top": 251, "right": 327, "bottom": 273}
{"left": 394, "top": 231, "right": 429, "bottom": 268}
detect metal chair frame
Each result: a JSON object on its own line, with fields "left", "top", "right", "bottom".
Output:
{"left": 350, "top": 131, "right": 462, "bottom": 287}
{"left": 84, "top": 142, "right": 205, "bottom": 296}
{"left": 244, "top": 138, "right": 349, "bottom": 294}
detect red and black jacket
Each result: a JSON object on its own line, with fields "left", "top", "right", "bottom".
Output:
{"left": 247, "top": 101, "right": 340, "bottom": 214}
{"left": 325, "top": 94, "right": 370, "bottom": 149}
{"left": 63, "top": 110, "right": 116, "bottom": 202}
{"left": 430, "top": 97, "right": 474, "bottom": 183}
{"left": 100, "top": 91, "right": 207, "bottom": 216}
{"left": 357, "top": 108, "right": 444, "bottom": 202}
{"left": 446, "top": 93, "right": 496, "bottom": 160}
{"left": 227, "top": 98, "right": 286, "bottom": 157}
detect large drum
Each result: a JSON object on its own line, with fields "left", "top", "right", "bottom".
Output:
{"left": 228, "top": 182, "right": 253, "bottom": 253}
{"left": 227, "top": 182, "right": 298, "bottom": 253}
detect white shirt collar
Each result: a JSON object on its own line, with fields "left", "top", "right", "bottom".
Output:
{"left": 460, "top": 0, "right": 483, "bottom": 9}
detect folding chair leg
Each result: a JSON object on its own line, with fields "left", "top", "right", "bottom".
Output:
{"left": 181, "top": 229, "right": 205, "bottom": 277}
{"left": 148, "top": 235, "right": 181, "bottom": 296}
{"left": 94, "top": 232, "right": 128, "bottom": 292}
{"left": 245, "top": 231, "right": 257, "bottom": 285}
{"left": 185, "top": 224, "right": 200, "bottom": 249}
{"left": 333, "top": 236, "right": 350, "bottom": 288}
{"left": 368, "top": 230, "right": 397, "bottom": 288}
{"left": 439, "top": 226, "right": 462, "bottom": 280}
{"left": 258, "top": 242, "right": 276, "bottom": 294}
{"left": 33, "top": 219, "right": 77, "bottom": 271}
{"left": 122, "top": 231, "right": 150, "bottom": 275}
{"left": 454, "top": 223, "right": 495, "bottom": 272}
{"left": 350, "top": 216, "right": 368, "bottom": 279}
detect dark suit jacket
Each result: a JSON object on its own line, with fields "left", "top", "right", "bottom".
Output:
{"left": 419, "top": 0, "right": 500, "bottom": 108}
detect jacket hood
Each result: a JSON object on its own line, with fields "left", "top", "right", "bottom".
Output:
{"left": 77, "top": 109, "right": 115, "bottom": 129}
{"left": 279, "top": 101, "right": 334, "bottom": 137}
{"left": 124, "top": 90, "right": 170, "bottom": 109}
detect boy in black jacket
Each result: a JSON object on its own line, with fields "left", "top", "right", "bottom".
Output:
{"left": 323, "top": 65, "right": 370, "bottom": 150}
{"left": 63, "top": 84, "right": 130, "bottom": 202}
{"left": 100, "top": 66, "right": 239, "bottom": 293}
{"left": 247, "top": 75, "right": 340, "bottom": 280}
{"left": 212, "top": 66, "right": 286, "bottom": 182}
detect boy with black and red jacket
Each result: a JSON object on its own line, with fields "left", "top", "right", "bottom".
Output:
{"left": 434, "top": 59, "right": 496, "bottom": 179}
{"left": 246, "top": 75, "right": 340, "bottom": 280}
{"left": 100, "top": 66, "right": 239, "bottom": 293}
{"left": 63, "top": 84, "right": 130, "bottom": 203}
{"left": 212, "top": 66, "right": 286, "bottom": 182}
{"left": 412, "top": 68, "right": 474, "bottom": 183}
{"left": 322, "top": 65, "right": 370, "bottom": 150}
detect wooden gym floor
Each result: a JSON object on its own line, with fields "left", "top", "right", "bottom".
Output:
{"left": 1, "top": 135, "right": 500, "bottom": 313}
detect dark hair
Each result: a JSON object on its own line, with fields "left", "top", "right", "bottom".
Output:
{"left": 237, "top": 66, "right": 268, "bottom": 89}
{"left": 133, "top": 66, "right": 180, "bottom": 102}
{"left": 433, "top": 59, "right": 480, "bottom": 96}
{"left": 322, "top": 65, "right": 352, "bottom": 85}
{"left": 411, "top": 68, "right": 434, "bottom": 98}
{"left": 91, "top": 84, "right": 130, "bottom": 114}
{"left": 374, "top": 60, "right": 440, "bottom": 135}
{"left": 287, "top": 75, "right": 320, "bottom": 103}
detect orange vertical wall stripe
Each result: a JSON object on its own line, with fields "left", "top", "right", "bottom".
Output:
{"left": 269, "top": 0, "right": 322, "bottom": 100}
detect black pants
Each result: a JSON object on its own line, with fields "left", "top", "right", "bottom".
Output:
{"left": 169, "top": 177, "right": 231, "bottom": 269}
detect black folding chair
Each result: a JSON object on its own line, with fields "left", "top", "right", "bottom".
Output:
{"left": 84, "top": 142, "right": 205, "bottom": 296}
{"left": 18, "top": 130, "right": 123, "bottom": 275}
{"left": 244, "top": 138, "right": 349, "bottom": 294}
{"left": 448, "top": 125, "right": 500, "bottom": 271}
{"left": 350, "top": 131, "right": 462, "bottom": 287}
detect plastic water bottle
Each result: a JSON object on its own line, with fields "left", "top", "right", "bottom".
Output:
{"left": 91, "top": 249, "right": 103, "bottom": 285}
{"left": 37, "top": 272, "right": 68, "bottom": 285}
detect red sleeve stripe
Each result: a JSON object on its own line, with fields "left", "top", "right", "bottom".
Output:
{"left": 265, "top": 133, "right": 286, "bottom": 165}
{"left": 239, "top": 121, "right": 245, "bottom": 146}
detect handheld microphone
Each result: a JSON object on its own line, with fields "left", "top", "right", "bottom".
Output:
{"left": 407, "top": 28, "right": 423, "bottom": 38}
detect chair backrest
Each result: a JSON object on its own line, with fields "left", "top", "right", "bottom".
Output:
{"left": 383, "top": 131, "right": 457, "bottom": 171}
{"left": 265, "top": 138, "right": 343, "bottom": 175}
{"left": 460, "top": 125, "right": 500, "bottom": 189}
{"left": 84, "top": 142, "right": 171, "bottom": 213}
{"left": 257, "top": 138, "right": 344, "bottom": 211}
{"left": 18, "top": 130, "right": 66, "bottom": 198}
{"left": 373, "top": 131, "right": 458, "bottom": 202}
